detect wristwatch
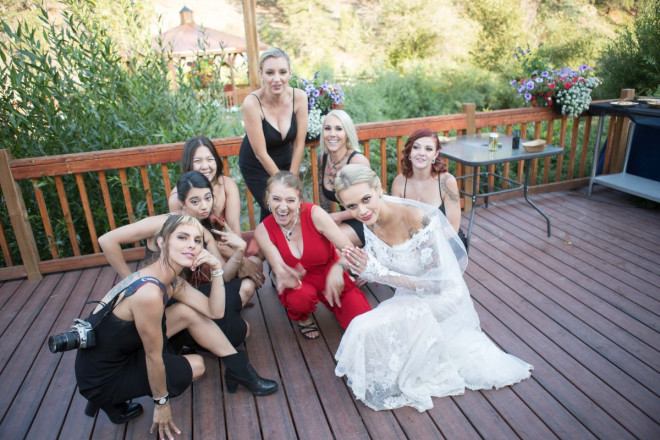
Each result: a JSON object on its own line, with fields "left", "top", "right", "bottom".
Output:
{"left": 153, "top": 394, "right": 169, "bottom": 405}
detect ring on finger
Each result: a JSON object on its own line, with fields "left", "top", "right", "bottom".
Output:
{"left": 355, "top": 261, "right": 361, "bottom": 267}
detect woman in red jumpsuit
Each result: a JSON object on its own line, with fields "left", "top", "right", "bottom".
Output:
{"left": 255, "top": 171, "right": 371, "bottom": 339}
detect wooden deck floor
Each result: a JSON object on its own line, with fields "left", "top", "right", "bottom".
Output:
{"left": 0, "top": 187, "right": 658, "bottom": 439}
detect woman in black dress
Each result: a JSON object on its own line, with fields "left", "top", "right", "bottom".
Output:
{"left": 239, "top": 47, "right": 308, "bottom": 222}
{"left": 75, "top": 215, "right": 277, "bottom": 438}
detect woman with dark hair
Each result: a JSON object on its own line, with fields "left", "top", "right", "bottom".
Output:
{"left": 254, "top": 171, "right": 371, "bottom": 339}
{"left": 391, "top": 129, "right": 467, "bottom": 246}
{"left": 99, "top": 171, "right": 252, "bottom": 347}
{"left": 239, "top": 48, "right": 308, "bottom": 222}
{"left": 76, "top": 215, "right": 277, "bottom": 436}
{"left": 333, "top": 165, "right": 532, "bottom": 412}
{"left": 318, "top": 110, "right": 370, "bottom": 246}
{"left": 169, "top": 136, "right": 265, "bottom": 288}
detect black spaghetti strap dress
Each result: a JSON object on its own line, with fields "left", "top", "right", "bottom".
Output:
{"left": 239, "top": 93, "right": 298, "bottom": 223}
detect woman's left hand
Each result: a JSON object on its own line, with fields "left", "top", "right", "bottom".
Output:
{"left": 150, "top": 403, "right": 180, "bottom": 440}
{"left": 342, "top": 247, "right": 368, "bottom": 275}
{"left": 212, "top": 227, "right": 247, "bottom": 252}
{"left": 324, "top": 263, "right": 345, "bottom": 307}
{"left": 191, "top": 249, "right": 222, "bottom": 272}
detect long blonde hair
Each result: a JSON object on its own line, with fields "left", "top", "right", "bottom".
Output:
{"left": 319, "top": 110, "right": 360, "bottom": 155}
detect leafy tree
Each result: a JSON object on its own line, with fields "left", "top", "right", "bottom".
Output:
{"left": 464, "top": 0, "right": 522, "bottom": 68}
{"left": 597, "top": 0, "right": 660, "bottom": 97}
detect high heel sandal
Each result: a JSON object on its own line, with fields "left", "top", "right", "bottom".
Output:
{"left": 84, "top": 399, "right": 143, "bottom": 424}
{"left": 223, "top": 350, "right": 278, "bottom": 396}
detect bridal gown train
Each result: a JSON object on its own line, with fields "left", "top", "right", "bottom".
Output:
{"left": 335, "top": 196, "right": 533, "bottom": 412}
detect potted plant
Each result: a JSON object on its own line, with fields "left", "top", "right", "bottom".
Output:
{"left": 511, "top": 65, "right": 602, "bottom": 119}
{"left": 291, "top": 72, "right": 345, "bottom": 140}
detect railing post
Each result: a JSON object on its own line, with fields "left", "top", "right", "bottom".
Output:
{"left": 0, "top": 149, "right": 42, "bottom": 280}
{"left": 611, "top": 88, "right": 636, "bottom": 172}
{"left": 462, "top": 103, "right": 476, "bottom": 213}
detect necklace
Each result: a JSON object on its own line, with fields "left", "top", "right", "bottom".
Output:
{"left": 328, "top": 150, "right": 348, "bottom": 170}
{"left": 279, "top": 215, "right": 299, "bottom": 241}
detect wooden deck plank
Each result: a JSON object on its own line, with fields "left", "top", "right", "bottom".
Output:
{"left": 503, "top": 194, "right": 660, "bottom": 303}
{"left": 0, "top": 189, "right": 658, "bottom": 439}
{"left": 474, "top": 199, "right": 660, "bottom": 345}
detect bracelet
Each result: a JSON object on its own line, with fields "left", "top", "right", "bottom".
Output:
{"left": 153, "top": 394, "right": 169, "bottom": 405}
{"left": 230, "top": 256, "right": 243, "bottom": 264}
{"left": 211, "top": 269, "right": 224, "bottom": 278}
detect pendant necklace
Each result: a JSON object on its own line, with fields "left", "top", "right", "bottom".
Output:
{"left": 328, "top": 150, "right": 348, "bottom": 170}
{"left": 279, "top": 215, "right": 299, "bottom": 241}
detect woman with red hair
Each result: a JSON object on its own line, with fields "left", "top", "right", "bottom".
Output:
{"left": 391, "top": 129, "right": 466, "bottom": 246}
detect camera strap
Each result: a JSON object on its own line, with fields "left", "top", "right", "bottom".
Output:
{"left": 85, "top": 276, "right": 168, "bottom": 329}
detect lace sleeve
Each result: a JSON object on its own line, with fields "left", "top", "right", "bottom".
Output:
{"left": 360, "top": 222, "right": 463, "bottom": 296}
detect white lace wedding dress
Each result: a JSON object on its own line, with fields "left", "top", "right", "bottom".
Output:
{"left": 335, "top": 196, "right": 533, "bottom": 412}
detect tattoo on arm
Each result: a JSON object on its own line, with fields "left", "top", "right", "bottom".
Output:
{"left": 441, "top": 176, "right": 459, "bottom": 203}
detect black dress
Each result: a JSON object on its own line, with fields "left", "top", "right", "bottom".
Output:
{"left": 75, "top": 277, "right": 192, "bottom": 409}
{"left": 239, "top": 93, "right": 297, "bottom": 223}
{"left": 321, "top": 151, "right": 366, "bottom": 246}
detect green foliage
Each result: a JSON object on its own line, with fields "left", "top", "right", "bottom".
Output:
{"left": 343, "top": 64, "right": 515, "bottom": 124}
{"left": 597, "top": 0, "right": 660, "bottom": 97}
{"left": 465, "top": 0, "right": 522, "bottom": 68}
{"left": 0, "top": 0, "right": 241, "bottom": 262}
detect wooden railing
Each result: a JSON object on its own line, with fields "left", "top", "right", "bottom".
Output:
{"left": 0, "top": 100, "right": 633, "bottom": 280}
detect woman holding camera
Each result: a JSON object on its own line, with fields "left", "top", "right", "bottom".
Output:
{"left": 76, "top": 215, "right": 277, "bottom": 438}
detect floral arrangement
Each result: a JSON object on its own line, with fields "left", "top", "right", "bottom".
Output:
{"left": 292, "top": 72, "right": 345, "bottom": 139}
{"left": 511, "top": 65, "right": 602, "bottom": 118}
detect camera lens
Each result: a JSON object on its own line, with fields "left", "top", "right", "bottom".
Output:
{"left": 48, "top": 331, "right": 80, "bottom": 353}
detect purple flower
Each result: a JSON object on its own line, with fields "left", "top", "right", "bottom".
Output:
{"left": 518, "top": 85, "right": 525, "bottom": 93}
{"left": 535, "top": 77, "right": 543, "bottom": 83}
{"left": 509, "top": 80, "right": 517, "bottom": 86}
{"left": 313, "top": 90, "right": 320, "bottom": 97}
{"left": 541, "top": 71, "right": 549, "bottom": 77}
{"left": 524, "top": 92, "right": 532, "bottom": 101}
{"left": 526, "top": 80, "right": 535, "bottom": 90}
{"left": 579, "top": 64, "right": 588, "bottom": 72}
{"left": 309, "top": 98, "right": 315, "bottom": 106}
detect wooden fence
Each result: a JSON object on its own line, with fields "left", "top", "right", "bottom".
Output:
{"left": 0, "top": 97, "right": 633, "bottom": 281}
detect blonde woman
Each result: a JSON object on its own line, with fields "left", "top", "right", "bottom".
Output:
{"left": 239, "top": 48, "right": 308, "bottom": 222}
{"left": 318, "top": 110, "right": 370, "bottom": 246}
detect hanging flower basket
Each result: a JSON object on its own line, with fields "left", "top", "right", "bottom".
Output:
{"left": 511, "top": 65, "right": 602, "bottom": 119}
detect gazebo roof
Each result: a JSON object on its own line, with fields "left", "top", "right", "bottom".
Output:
{"left": 156, "top": 6, "right": 268, "bottom": 57}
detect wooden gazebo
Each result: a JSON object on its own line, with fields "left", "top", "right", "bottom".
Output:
{"left": 156, "top": 6, "right": 268, "bottom": 104}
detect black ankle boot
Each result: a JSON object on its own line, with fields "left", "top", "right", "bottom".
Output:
{"left": 223, "top": 350, "right": 278, "bottom": 396}
{"left": 84, "top": 399, "right": 143, "bottom": 424}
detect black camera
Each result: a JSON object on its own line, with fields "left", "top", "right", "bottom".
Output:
{"left": 48, "top": 318, "right": 96, "bottom": 353}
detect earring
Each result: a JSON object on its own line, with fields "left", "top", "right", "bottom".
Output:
{"left": 408, "top": 156, "right": 412, "bottom": 161}
{"left": 296, "top": 206, "right": 300, "bottom": 216}
{"left": 432, "top": 159, "right": 436, "bottom": 164}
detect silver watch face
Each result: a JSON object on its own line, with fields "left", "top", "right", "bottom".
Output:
{"left": 155, "top": 397, "right": 167, "bottom": 405}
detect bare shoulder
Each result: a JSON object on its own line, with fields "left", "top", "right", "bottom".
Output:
{"left": 403, "top": 204, "right": 432, "bottom": 235}
{"left": 440, "top": 171, "right": 458, "bottom": 186}
{"left": 351, "top": 153, "right": 370, "bottom": 167}
{"left": 390, "top": 174, "right": 405, "bottom": 197}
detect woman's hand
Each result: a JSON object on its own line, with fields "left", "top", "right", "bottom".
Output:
{"left": 191, "top": 248, "right": 222, "bottom": 272}
{"left": 212, "top": 227, "right": 247, "bottom": 253}
{"left": 342, "top": 246, "right": 368, "bottom": 275}
{"left": 150, "top": 403, "right": 180, "bottom": 440}
{"left": 274, "top": 263, "right": 306, "bottom": 294}
{"left": 324, "top": 262, "right": 345, "bottom": 307}
{"left": 238, "top": 256, "right": 266, "bottom": 288}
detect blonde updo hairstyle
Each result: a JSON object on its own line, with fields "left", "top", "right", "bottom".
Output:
{"left": 319, "top": 110, "right": 360, "bottom": 155}
{"left": 259, "top": 47, "right": 291, "bottom": 71}
{"left": 334, "top": 164, "right": 381, "bottom": 205}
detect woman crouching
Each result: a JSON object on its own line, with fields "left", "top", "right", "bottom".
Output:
{"left": 75, "top": 215, "right": 277, "bottom": 438}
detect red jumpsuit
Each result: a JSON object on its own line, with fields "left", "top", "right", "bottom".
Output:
{"left": 263, "top": 203, "right": 371, "bottom": 329}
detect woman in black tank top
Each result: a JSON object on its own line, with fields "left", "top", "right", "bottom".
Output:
{"left": 390, "top": 129, "right": 467, "bottom": 247}
{"left": 239, "top": 48, "right": 309, "bottom": 223}
{"left": 318, "top": 110, "right": 370, "bottom": 246}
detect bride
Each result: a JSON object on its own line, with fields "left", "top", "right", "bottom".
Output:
{"left": 333, "top": 164, "right": 532, "bottom": 412}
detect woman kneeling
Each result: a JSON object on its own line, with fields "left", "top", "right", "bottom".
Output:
{"left": 75, "top": 215, "right": 277, "bottom": 437}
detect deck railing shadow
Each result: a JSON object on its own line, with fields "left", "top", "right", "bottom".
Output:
{"left": 0, "top": 92, "right": 636, "bottom": 281}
